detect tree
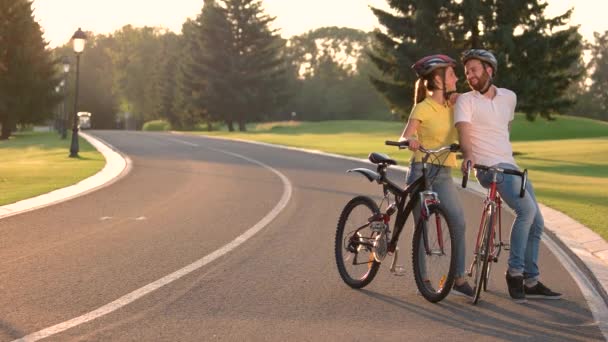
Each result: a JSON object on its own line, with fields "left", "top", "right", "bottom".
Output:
{"left": 460, "top": 1, "right": 584, "bottom": 120}
{"left": 588, "top": 31, "right": 608, "bottom": 119}
{"left": 369, "top": 0, "right": 584, "bottom": 120}
{"left": 0, "top": 0, "right": 59, "bottom": 139}
{"left": 369, "top": 0, "right": 460, "bottom": 117}
{"left": 108, "top": 25, "right": 166, "bottom": 129}
{"left": 286, "top": 27, "right": 389, "bottom": 121}
{"left": 222, "top": 0, "right": 289, "bottom": 131}
{"left": 154, "top": 32, "right": 181, "bottom": 129}
{"left": 179, "top": 1, "right": 235, "bottom": 130}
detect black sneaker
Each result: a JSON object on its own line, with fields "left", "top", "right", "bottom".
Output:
{"left": 452, "top": 281, "right": 475, "bottom": 297}
{"left": 525, "top": 281, "right": 562, "bottom": 299}
{"left": 505, "top": 272, "right": 527, "bottom": 303}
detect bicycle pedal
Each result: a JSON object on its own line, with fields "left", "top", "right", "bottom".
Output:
{"left": 503, "top": 243, "right": 510, "bottom": 251}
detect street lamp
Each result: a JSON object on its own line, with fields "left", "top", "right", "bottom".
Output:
{"left": 54, "top": 85, "right": 61, "bottom": 132}
{"left": 69, "top": 28, "right": 86, "bottom": 158}
{"left": 61, "top": 56, "right": 70, "bottom": 139}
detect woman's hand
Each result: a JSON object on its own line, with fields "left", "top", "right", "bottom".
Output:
{"left": 407, "top": 138, "right": 420, "bottom": 151}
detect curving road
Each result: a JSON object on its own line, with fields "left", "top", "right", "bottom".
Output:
{"left": 1, "top": 131, "right": 605, "bottom": 341}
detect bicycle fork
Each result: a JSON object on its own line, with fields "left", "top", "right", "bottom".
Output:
{"left": 419, "top": 191, "right": 444, "bottom": 256}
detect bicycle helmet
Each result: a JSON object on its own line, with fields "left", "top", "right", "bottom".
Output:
{"left": 461, "top": 49, "right": 498, "bottom": 74}
{"left": 411, "top": 54, "right": 456, "bottom": 78}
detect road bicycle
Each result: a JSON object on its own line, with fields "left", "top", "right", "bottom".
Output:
{"left": 334, "top": 140, "right": 460, "bottom": 303}
{"left": 461, "top": 161, "right": 527, "bottom": 304}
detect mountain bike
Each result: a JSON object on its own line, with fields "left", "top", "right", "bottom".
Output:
{"left": 334, "top": 141, "right": 460, "bottom": 303}
{"left": 461, "top": 161, "right": 527, "bottom": 304}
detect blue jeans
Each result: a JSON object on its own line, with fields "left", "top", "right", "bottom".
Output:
{"left": 476, "top": 163, "right": 543, "bottom": 281}
{"left": 407, "top": 163, "right": 467, "bottom": 278}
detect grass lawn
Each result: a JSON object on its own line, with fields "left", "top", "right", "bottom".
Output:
{"left": 189, "top": 115, "right": 608, "bottom": 240}
{"left": 0, "top": 132, "right": 105, "bottom": 206}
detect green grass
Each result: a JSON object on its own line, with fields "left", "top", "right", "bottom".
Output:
{"left": 0, "top": 132, "right": 105, "bottom": 206}
{"left": 189, "top": 115, "right": 608, "bottom": 240}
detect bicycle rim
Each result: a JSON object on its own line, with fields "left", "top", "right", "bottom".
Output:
{"left": 412, "top": 205, "right": 456, "bottom": 303}
{"left": 484, "top": 230, "right": 497, "bottom": 292}
{"left": 335, "top": 196, "right": 381, "bottom": 288}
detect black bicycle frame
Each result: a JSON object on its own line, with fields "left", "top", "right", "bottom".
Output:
{"left": 375, "top": 161, "right": 434, "bottom": 253}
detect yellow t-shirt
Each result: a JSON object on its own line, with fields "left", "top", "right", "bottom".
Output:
{"left": 408, "top": 97, "right": 458, "bottom": 167}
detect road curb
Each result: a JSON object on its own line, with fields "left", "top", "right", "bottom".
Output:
{"left": 0, "top": 131, "right": 130, "bottom": 220}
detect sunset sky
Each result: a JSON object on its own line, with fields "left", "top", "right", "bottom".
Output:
{"left": 32, "top": 0, "right": 606, "bottom": 48}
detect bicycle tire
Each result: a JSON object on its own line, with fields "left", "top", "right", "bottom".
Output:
{"left": 473, "top": 210, "right": 494, "bottom": 304}
{"left": 483, "top": 221, "right": 497, "bottom": 292}
{"left": 412, "top": 205, "right": 456, "bottom": 303}
{"left": 335, "top": 196, "right": 381, "bottom": 288}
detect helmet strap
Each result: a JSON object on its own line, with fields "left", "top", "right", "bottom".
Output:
{"left": 479, "top": 63, "right": 494, "bottom": 95}
{"left": 479, "top": 79, "right": 493, "bottom": 94}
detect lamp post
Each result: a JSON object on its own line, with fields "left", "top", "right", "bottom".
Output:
{"left": 61, "top": 56, "right": 70, "bottom": 139}
{"left": 69, "top": 28, "right": 86, "bottom": 158}
{"left": 54, "top": 85, "right": 61, "bottom": 132}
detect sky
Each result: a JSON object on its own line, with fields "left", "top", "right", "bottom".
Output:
{"left": 32, "top": 0, "right": 607, "bottom": 48}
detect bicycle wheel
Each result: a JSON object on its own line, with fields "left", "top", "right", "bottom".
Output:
{"left": 335, "top": 196, "right": 381, "bottom": 288}
{"left": 473, "top": 210, "right": 494, "bottom": 304}
{"left": 412, "top": 205, "right": 456, "bottom": 303}
{"left": 483, "top": 220, "right": 498, "bottom": 292}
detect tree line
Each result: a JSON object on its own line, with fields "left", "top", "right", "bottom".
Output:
{"left": 1, "top": 0, "right": 608, "bottom": 139}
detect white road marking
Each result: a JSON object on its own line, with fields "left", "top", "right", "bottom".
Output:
{"left": 14, "top": 141, "right": 292, "bottom": 342}
{"left": 165, "top": 138, "right": 199, "bottom": 147}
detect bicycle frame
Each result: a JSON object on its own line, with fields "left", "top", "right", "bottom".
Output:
{"left": 368, "top": 154, "right": 442, "bottom": 255}
{"left": 472, "top": 173, "right": 505, "bottom": 266}
{"left": 346, "top": 142, "right": 458, "bottom": 263}
{"left": 460, "top": 162, "right": 528, "bottom": 303}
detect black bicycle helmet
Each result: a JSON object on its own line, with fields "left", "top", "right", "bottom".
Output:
{"left": 412, "top": 54, "right": 457, "bottom": 78}
{"left": 461, "top": 49, "right": 498, "bottom": 74}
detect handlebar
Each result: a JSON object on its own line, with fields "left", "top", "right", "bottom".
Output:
{"left": 385, "top": 141, "right": 460, "bottom": 155}
{"left": 461, "top": 162, "right": 528, "bottom": 198}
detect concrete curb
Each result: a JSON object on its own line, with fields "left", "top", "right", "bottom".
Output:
{"left": 0, "top": 132, "right": 130, "bottom": 220}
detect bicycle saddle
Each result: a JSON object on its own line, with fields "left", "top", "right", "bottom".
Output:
{"left": 368, "top": 152, "right": 397, "bottom": 165}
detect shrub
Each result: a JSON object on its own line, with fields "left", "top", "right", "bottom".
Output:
{"left": 142, "top": 120, "right": 171, "bottom": 131}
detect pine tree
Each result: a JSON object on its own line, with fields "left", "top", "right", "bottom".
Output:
{"left": 222, "top": 0, "right": 288, "bottom": 131}
{"left": 588, "top": 31, "right": 608, "bottom": 119}
{"left": 369, "top": 0, "right": 459, "bottom": 116}
{"left": 461, "top": 1, "right": 584, "bottom": 120}
{"left": 0, "top": 0, "right": 59, "bottom": 139}
{"left": 154, "top": 32, "right": 181, "bottom": 129}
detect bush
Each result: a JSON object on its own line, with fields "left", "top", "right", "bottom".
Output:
{"left": 142, "top": 120, "right": 171, "bottom": 131}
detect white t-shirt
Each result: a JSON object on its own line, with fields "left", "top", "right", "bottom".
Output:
{"left": 454, "top": 87, "right": 518, "bottom": 167}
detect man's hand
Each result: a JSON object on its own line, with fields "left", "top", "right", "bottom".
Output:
{"left": 461, "top": 158, "right": 474, "bottom": 175}
{"left": 449, "top": 92, "right": 460, "bottom": 106}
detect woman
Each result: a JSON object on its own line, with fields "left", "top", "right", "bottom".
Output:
{"left": 400, "top": 54, "right": 473, "bottom": 297}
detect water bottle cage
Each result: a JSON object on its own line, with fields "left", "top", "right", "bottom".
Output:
{"left": 419, "top": 191, "right": 440, "bottom": 219}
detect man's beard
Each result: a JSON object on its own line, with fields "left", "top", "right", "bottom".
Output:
{"left": 467, "top": 70, "right": 491, "bottom": 92}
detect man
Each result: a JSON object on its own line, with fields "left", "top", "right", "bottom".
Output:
{"left": 454, "top": 49, "right": 561, "bottom": 303}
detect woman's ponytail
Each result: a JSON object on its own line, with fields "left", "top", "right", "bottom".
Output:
{"left": 414, "top": 78, "right": 427, "bottom": 104}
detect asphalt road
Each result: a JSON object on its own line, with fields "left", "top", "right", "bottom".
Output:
{"left": 1, "top": 130, "right": 604, "bottom": 341}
